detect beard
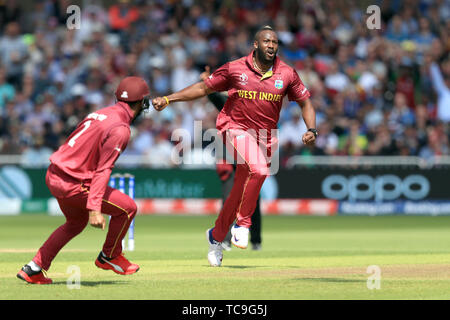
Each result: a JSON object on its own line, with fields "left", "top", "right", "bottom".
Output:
{"left": 256, "top": 45, "right": 277, "bottom": 65}
{"left": 131, "top": 106, "right": 144, "bottom": 124}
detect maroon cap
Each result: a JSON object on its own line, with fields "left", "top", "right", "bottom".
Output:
{"left": 115, "top": 76, "right": 150, "bottom": 102}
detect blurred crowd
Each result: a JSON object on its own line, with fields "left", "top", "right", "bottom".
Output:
{"left": 0, "top": 0, "right": 449, "bottom": 167}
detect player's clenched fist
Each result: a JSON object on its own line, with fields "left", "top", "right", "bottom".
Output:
{"left": 152, "top": 96, "right": 169, "bottom": 111}
{"left": 302, "top": 131, "right": 316, "bottom": 146}
{"left": 199, "top": 66, "right": 211, "bottom": 81}
{"left": 89, "top": 211, "right": 106, "bottom": 230}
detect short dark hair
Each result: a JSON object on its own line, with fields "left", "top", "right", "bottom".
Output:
{"left": 254, "top": 25, "right": 275, "bottom": 41}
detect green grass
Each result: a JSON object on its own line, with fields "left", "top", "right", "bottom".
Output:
{"left": 1, "top": 214, "right": 450, "bottom": 299}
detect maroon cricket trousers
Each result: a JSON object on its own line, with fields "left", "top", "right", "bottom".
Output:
{"left": 32, "top": 164, "right": 137, "bottom": 271}
{"left": 212, "top": 128, "right": 274, "bottom": 242}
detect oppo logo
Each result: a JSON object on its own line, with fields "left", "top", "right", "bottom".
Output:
{"left": 322, "top": 174, "right": 430, "bottom": 201}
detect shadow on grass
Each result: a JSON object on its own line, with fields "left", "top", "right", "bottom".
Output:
{"left": 221, "top": 265, "right": 266, "bottom": 269}
{"left": 293, "top": 277, "right": 363, "bottom": 283}
{"left": 52, "top": 280, "right": 128, "bottom": 287}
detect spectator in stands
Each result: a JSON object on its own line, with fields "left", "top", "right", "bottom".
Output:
{"left": 20, "top": 135, "right": 52, "bottom": 168}
{"left": 430, "top": 59, "right": 450, "bottom": 122}
{"left": 0, "top": 67, "right": 15, "bottom": 113}
{"left": 279, "top": 107, "right": 307, "bottom": 150}
{"left": 0, "top": 0, "right": 448, "bottom": 164}
{"left": 171, "top": 57, "right": 200, "bottom": 93}
{"left": 324, "top": 60, "right": 351, "bottom": 96}
{"left": 0, "top": 21, "right": 27, "bottom": 86}
{"left": 388, "top": 92, "right": 416, "bottom": 135}
{"left": 143, "top": 131, "right": 175, "bottom": 168}
{"left": 419, "top": 126, "right": 450, "bottom": 160}
{"left": 108, "top": 0, "right": 139, "bottom": 32}
{"left": 315, "top": 121, "right": 339, "bottom": 155}
{"left": 367, "top": 124, "right": 398, "bottom": 156}
{"left": 338, "top": 120, "right": 368, "bottom": 156}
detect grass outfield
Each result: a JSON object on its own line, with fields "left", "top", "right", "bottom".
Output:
{"left": 1, "top": 214, "right": 450, "bottom": 300}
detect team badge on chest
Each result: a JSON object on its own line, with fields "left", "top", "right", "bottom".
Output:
{"left": 274, "top": 79, "right": 283, "bottom": 89}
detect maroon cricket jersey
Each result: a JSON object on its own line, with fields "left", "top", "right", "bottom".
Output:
{"left": 204, "top": 51, "right": 310, "bottom": 137}
{"left": 49, "top": 102, "right": 133, "bottom": 211}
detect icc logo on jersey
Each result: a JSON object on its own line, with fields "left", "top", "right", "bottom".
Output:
{"left": 274, "top": 80, "right": 283, "bottom": 89}
{"left": 239, "top": 73, "right": 248, "bottom": 86}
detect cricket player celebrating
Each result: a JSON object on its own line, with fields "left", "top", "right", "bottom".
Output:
{"left": 153, "top": 26, "right": 317, "bottom": 267}
{"left": 17, "top": 77, "right": 150, "bottom": 284}
{"left": 200, "top": 67, "right": 263, "bottom": 251}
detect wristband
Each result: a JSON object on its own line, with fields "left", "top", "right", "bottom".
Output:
{"left": 163, "top": 96, "right": 170, "bottom": 105}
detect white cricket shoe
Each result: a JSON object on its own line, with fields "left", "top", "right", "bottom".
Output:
{"left": 231, "top": 224, "right": 249, "bottom": 249}
{"left": 221, "top": 230, "right": 232, "bottom": 251}
{"left": 206, "top": 228, "right": 223, "bottom": 267}
{"left": 221, "top": 240, "right": 232, "bottom": 251}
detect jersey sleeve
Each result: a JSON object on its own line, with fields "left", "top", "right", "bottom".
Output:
{"left": 287, "top": 68, "right": 310, "bottom": 102}
{"left": 86, "top": 125, "right": 130, "bottom": 212}
{"left": 203, "top": 63, "right": 232, "bottom": 92}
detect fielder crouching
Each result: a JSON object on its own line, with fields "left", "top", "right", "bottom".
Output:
{"left": 17, "top": 77, "right": 150, "bottom": 284}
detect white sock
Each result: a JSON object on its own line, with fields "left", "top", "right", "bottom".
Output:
{"left": 28, "top": 261, "right": 41, "bottom": 272}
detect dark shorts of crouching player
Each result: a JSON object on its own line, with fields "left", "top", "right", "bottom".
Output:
{"left": 17, "top": 77, "right": 151, "bottom": 284}
{"left": 152, "top": 26, "right": 317, "bottom": 267}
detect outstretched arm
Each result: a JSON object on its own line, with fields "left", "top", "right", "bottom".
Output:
{"left": 430, "top": 62, "right": 448, "bottom": 96}
{"left": 153, "top": 63, "right": 231, "bottom": 111}
{"left": 152, "top": 81, "right": 215, "bottom": 111}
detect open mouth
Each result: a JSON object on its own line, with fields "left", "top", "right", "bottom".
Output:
{"left": 266, "top": 51, "right": 275, "bottom": 58}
